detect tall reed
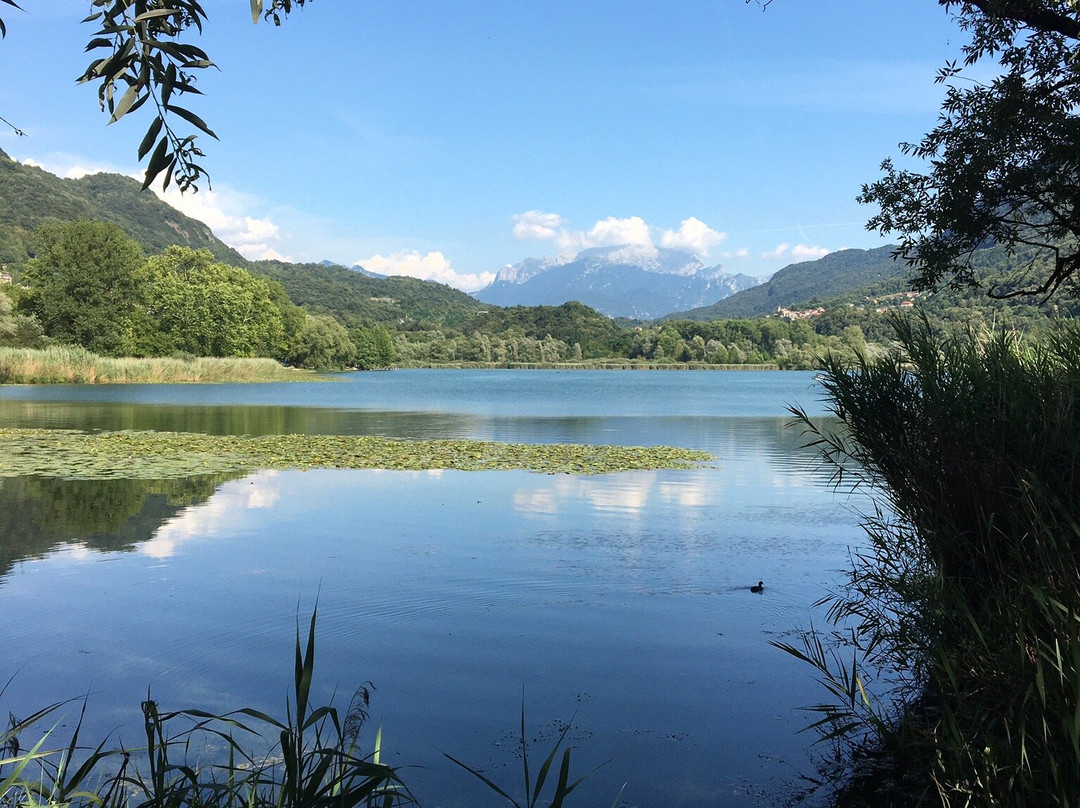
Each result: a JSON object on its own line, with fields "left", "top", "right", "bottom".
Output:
{"left": 0, "top": 347, "right": 315, "bottom": 384}
{"left": 0, "top": 610, "right": 414, "bottom": 808}
{"left": 786, "top": 312, "right": 1080, "bottom": 805}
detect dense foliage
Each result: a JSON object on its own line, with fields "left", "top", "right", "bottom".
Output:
{"left": 860, "top": 0, "right": 1080, "bottom": 297}
{"left": 0, "top": 286, "right": 45, "bottom": 348}
{"left": 134, "top": 246, "right": 301, "bottom": 358}
{"left": 788, "top": 316, "right": 1080, "bottom": 805}
{"left": 13, "top": 224, "right": 316, "bottom": 364}
{"left": 0, "top": 150, "right": 245, "bottom": 271}
{"left": 20, "top": 220, "right": 147, "bottom": 355}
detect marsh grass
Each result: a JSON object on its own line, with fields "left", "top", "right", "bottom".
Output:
{"left": 0, "top": 615, "right": 622, "bottom": 808}
{"left": 0, "top": 347, "right": 315, "bottom": 384}
{"left": 785, "top": 312, "right": 1080, "bottom": 805}
{"left": 0, "top": 610, "right": 415, "bottom": 808}
{"left": 442, "top": 698, "right": 622, "bottom": 808}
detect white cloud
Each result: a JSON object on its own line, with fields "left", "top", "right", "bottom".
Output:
{"left": 585, "top": 215, "right": 654, "bottom": 249}
{"left": 512, "top": 210, "right": 566, "bottom": 240}
{"left": 156, "top": 186, "right": 287, "bottom": 261}
{"left": 141, "top": 473, "right": 282, "bottom": 559}
{"left": 20, "top": 155, "right": 112, "bottom": 179}
{"left": 512, "top": 212, "right": 730, "bottom": 259}
{"left": 763, "top": 242, "right": 831, "bottom": 262}
{"left": 790, "top": 244, "right": 830, "bottom": 261}
{"left": 660, "top": 217, "right": 726, "bottom": 257}
{"left": 357, "top": 250, "right": 495, "bottom": 292}
{"left": 763, "top": 242, "right": 791, "bottom": 260}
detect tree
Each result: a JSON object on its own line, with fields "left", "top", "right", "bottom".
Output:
{"left": 0, "top": 285, "right": 45, "bottom": 347}
{"left": 288, "top": 313, "right": 356, "bottom": 369}
{"left": 352, "top": 323, "right": 395, "bottom": 369}
{"left": 20, "top": 220, "right": 145, "bottom": 354}
{"left": 141, "top": 246, "right": 298, "bottom": 357}
{"left": 859, "top": 0, "right": 1080, "bottom": 298}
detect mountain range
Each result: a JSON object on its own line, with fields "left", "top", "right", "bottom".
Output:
{"left": 473, "top": 245, "right": 762, "bottom": 320}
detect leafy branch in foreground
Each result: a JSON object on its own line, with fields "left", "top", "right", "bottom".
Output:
{"left": 78, "top": 0, "right": 217, "bottom": 192}
{"left": 72, "top": 0, "right": 313, "bottom": 191}
{"left": 859, "top": 1, "right": 1080, "bottom": 298}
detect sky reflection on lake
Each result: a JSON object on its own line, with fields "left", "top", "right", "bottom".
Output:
{"left": 0, "top": 371, "right": 866, "bottom": 807}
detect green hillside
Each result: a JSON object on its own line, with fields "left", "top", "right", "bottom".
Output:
{"left": 0, "top": 152, "right": 490, "bottom": 333}
{"left": 461, "top": 301, "right": 633, "bottom": 357}
{"left": 673, "top": 246, "right": 907, "bottom": 320}
{"left": 0, "top": 149, "right": 246, "bottom": 269}
{"left": 249, "top": 260, "right": 487, "bottom": 331}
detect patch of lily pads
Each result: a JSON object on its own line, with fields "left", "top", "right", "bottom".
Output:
{"left": 0, "top": 428, "right": 713, "bottom": 480}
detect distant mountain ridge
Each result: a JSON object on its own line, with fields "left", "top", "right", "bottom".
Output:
{"left": 319, "top": 259, "right": 384, "bottom": 279}
{"left": 474, "top": 245, "right": 761, "bottom": 319}
{"left": 670, "top": 246, "right": 907, "bottom": 320}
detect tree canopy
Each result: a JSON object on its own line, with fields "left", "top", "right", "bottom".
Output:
{"left": 15, "top": 224, "right": 305, "bottom": 360}
{"left": 859, "top": 0, "right": 1080, "bottom": 298}
{"left": 20, "top": 219, "right": 146, "bottom": 354}
{"left": 138, "top": 245, "right": 300, "bottom": 357}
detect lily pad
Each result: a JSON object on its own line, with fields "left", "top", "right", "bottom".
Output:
{"left": 0, "top": 429, "right": 712, "bottom": 480}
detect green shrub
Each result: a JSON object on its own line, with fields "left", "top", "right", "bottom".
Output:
{"left": 786, "top": 312, "right": 1080, "bottom": 805}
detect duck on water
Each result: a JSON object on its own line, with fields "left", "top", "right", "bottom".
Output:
{"left": 750, "top": 581, "right": 764, "bottom": 593}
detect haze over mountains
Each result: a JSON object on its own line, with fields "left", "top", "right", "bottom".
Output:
{"left": 472, "top": 245, "right": 762, "bottom": 320}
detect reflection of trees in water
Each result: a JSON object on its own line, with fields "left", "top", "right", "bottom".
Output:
{"left": 0, "top": 401, "right": 298, "bottom": 436}
{"left": 0, "top": 400, "right": 474, "bottom": 439}
{"left": 0, "top": 474, "right": 242, "bottom": 576}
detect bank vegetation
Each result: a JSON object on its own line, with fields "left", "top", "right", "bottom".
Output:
{"left": 0, "top": 346, "right": 313, "bottom": 384}
{"left": 786, "top": 314, "right": 1080, "bottom": 805}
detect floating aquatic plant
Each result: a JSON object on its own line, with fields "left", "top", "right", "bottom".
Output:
{"left": 0, "top": 428, "right": 712, "bottom": 480}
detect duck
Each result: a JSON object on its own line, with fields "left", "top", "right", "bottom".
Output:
{"left": 750, "top": 581, "right": 764, "bottom": 593}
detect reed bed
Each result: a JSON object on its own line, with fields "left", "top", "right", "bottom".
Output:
{"left": 786, "top": 312, "right": 1080, "bottom": 806}
{"left": 0, "top": 347, "right": 315, "bottom": 384}
{"left": 0, "top": 610, "right": 414, "bottom": 808}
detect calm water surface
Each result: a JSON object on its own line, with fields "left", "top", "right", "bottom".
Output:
{"left": 0, "top": 371, "right": 865, "bottom": 807}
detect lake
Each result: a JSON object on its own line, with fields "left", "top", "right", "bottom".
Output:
{"left": 0, "top": 370, "right": 865, "bottom": 807}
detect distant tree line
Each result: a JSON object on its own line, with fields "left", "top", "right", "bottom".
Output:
{"left": 393, "top": 304, "right": 872, "bottom": 369}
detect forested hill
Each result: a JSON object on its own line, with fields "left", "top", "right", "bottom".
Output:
{"left": 0, "top": 152, "right": 492, "bottom": 332}
{"left": 250, "top": 260, "right": 487, "bottom": 331}
{"left": 672, "top": 246, "right": 907, "bottom": 320}
{"left": 0, "top": 149, "right": 245, "bottom": 268}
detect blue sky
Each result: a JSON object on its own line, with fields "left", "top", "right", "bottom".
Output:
{"left": 0, "top": 1, "right": 963, "bottom": 291}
